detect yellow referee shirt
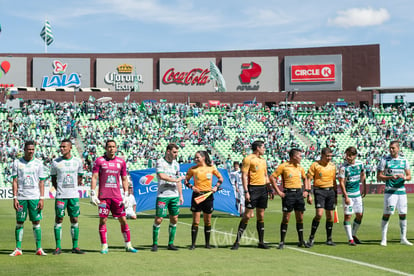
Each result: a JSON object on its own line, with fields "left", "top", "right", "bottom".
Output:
{"left": 242, "top": 154, "right": 267, "bottom": 185}
{"left": 307, "top": 161, "right": 336, "bottom": 188}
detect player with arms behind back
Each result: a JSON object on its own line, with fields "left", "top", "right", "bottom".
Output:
{"left": 338, "top": 146, "right": 366, "bottom": 246}
{"left": 90, "top": 139, "right": 138, "bottom": 254}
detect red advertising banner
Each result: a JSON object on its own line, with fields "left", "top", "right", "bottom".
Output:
{"left": 291, "top": 64, "right": 335, "bottom": 83}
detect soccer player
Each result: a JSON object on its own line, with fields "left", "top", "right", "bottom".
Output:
{"left": 306, "top": 147, "right": 337, "bottom": 247}
{"left": 10, "top": 141, "right": 47, "bottom": 256}
{"left": 377, "top": 141, "right": 412, "bottom": 246}
{"left": 151, "top": 143, "right": 184, "bottom": 252}
{"left": 51, "top": 139, "right": 85, "bottom": 255}
{"left": 185, "top": 150, "right": 223, "bottom": 250}
{"left": 231, "top": 141, "right": 272, "bottom": 250}
{"left": 270, "top": 148, "right": 312, "bottom": 249}
{"left": 338, "top": 147, "right": 366, "bottom": 246}
{"left": 230, "top": 161, "right": 245, "bottom": 216}
{"left": 90, "top": 139, "right": 138, "bottom": 254}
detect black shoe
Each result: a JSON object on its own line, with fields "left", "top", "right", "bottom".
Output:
{"left": 352, "top": 236, "right": 362, "bottom": 244}
{"left": 53, "top": 248, "right": 62, "bottom": 255}
{"left": 167, "top": 244, "right": 178, "bottom": 251}
{"left": 326, "top": 240, "right": 336, "bottom": 246}
{"left": 71, "top": 247, "right": 85, "bottom": 254}
{"left": 230, "top": 243, "right": 239, "bottom": 250}
{"left": 151, "top": 244, "right": 158, "bottom": 252}
{"left": 298, "top": 241, "right": 310, "bottom": 248}
{"left": 204, "top": 244, "right": 211, "bottom": 249}
{"left": 258, "top": 243, "right": 270, "bottom": 249}
{"left": 306, "top": 239, "right": 314, "bottom": 248}
{"left": 189, "top": 244, "right": 196, "bottom": 250}
{"left": 277, "top": 242, "right": 285, "bottom": 250}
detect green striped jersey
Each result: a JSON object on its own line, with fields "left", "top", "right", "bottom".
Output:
{"left": 338, "top": 160, "right": 364, "bottom": 197}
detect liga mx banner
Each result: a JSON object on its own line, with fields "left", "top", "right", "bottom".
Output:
{"left": 129, "top": 163, "right": 239, "bottom": 216}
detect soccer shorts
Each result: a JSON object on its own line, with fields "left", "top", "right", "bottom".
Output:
{"left": 191, "top": 192, "right": 214, "bottom": 214}
{"left": 314, "top": 188, "right": 335, "bottom": 210}
{"left": 98, "top": 198, "right": 126, "bottom": 218}
{"left": 383, "top": 193, "right": 408, "bottom": 215}
{"left": 282, "top": 190, "right": 305, "bottom": 213}
{"left": 342, "top": 195, "right": 363, "bottom": 215}
{"left": 155, "top": 196, "right": 180, "bottom": 218}
{"left": 245, "top": 185, "right": 268, "bottom": 209}
{"left": 16, "top": 199, "right": 42, "bottom": 222}
{"left": 55, "top": 198, "right": 80, "bottom": 218}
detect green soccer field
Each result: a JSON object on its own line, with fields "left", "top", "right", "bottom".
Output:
{"left": 0, "top": 195, "right": 413, "bottom": 275}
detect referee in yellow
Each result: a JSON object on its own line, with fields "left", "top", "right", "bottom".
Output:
{"left": 231, "top": 140, "right": 272, "bottom": 250}
{"left": 306, "top": 147, "right": 337, "bottom": 247}
{"left": 270, "top": 148, "right": 312, "bottom": 249}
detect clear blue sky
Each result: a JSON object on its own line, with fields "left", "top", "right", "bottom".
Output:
{"left": 0, "top": 0, "right": 413, "bottom": 87}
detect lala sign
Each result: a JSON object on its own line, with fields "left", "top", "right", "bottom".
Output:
{"left": 162, "top": 67, "right": 210, "bottom": 86}
{"left": 104, "top": 63, "right": 143, "bottom": 91}
{"left": 42, "top": 60, "right": 81, "bottom": 88}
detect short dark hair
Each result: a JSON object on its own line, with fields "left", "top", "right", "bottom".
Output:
{"left": 390, "top": 141, "right": 400, "bottom": 147}
{"left": 251, "top": 140, "right": 264, "bottom": 151}
{"left": 24, "top": 141, "right": 35, "bottom": 149}
{"left": 61, "top": 138, "right": 72, "bottom": 145}
{"left": 105, "top": 139, "right": 116, "bottom": 147}
{"left": 345, "top": 146, "right": 357, "bottom": 155}
{"left": 289, "top": 148, "right": 302, "bottom": 158}
{"left": 321, "top": 147, "right": 333, "bottom": 156}
{"left": 166, "top": 143, "right": 179, "bottom": 151}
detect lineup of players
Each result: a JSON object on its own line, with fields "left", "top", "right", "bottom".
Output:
{"left": 9, "top": 139, "right": 412, "bottom": 256}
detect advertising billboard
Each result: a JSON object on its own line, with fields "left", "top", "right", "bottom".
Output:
{"left": 0, "top": 57, "right": 27, "bottom": 88}
{"left": 285, "top": 55, "right": 342, "bottom": 91}
{"left": 96, "top": 58, "right": 153, "bottom": 92}
{"left": 222, "top": 57, "right": 279, "bottom": 92}
{"left": 32, "top": 58, "right": 91, "bottom": 89}
{"left": 159, "top": 58, "right": 215, "bottom": 92}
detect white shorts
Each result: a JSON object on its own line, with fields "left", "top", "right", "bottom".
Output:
{"left": 383, "top": 193, "right": 408, "bottom": 215}
{"left": 342, "top": 196, "right": 363, "bottom": 215}
{"left": 126, "top": 209, "right": 137, "bottom": 218}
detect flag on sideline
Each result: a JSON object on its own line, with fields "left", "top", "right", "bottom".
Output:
{"left": 333, "top": 206, "right": 339, "bottom": 223}
{"left": 40, "top": 20, "right": 54, "bottom": 46}
{"left": 209, "top": 61, "right": 227, "bottom": 92}
{"left": 194, "top": 191, "right": 213, "bottom": 204}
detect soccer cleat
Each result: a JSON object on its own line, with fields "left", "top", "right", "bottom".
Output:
{"left": 126, "top": 246, "right": 138, "bottom": 253}
{"left": 53, "top": 248, "right": 62, "bottom": 255}
{"left": 258, "top": 243, "right": 270, "bottom": 249}
{"left": 72, "top": 247, "right": 85, "bottom": 254}
{"left": 151, "top": 244, "right": 158, "bottom": 252}
{"left": 306, "top": 239, "right": 314, "bottom": 248}
{"left": 189, "top": 244, "right": 196, "bottom": 250}
{"left": 298, "top": 241, "right": 310, "bottom": 248}
{"left": 325, "top": 240, "right": 336, "bottom": 246}
{"left": 36, "top": 248, "right": 47, "bottom": 256}
{"left": 9, "top": 248, "right": 22, "bottom": 257}
{"left": 352, "top": 235, "right": 362, "bottom": 244}
{"left": 349, "top": 240, "right": 357, "bottom": 246}
{"left": 168, "top": 244, "right": 179, "bottom": 251}
{"left": 230, "top": 243, "right": 239, "bottom": 250}
{"left": 380, "top": 240, "right": 387, "bottom": 247}
{"left": 277, "top": 242, "right": 285, "bottom": 250}
{"left": 100, "top": 244, "right": 109, "bottom": 254}
{"left": 204, "top": 244, "right": 211, "bottom": 249}
{"left": 400, "top": 239, "right": 413, "bottom": 246}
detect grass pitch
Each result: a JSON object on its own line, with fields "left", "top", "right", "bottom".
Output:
{"left": 0, "top": 195, "right": 413, "bottom": 275}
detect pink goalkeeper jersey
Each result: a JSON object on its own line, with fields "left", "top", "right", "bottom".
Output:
{"left": 92, "top": 155, "right": 127, "bottom": 200}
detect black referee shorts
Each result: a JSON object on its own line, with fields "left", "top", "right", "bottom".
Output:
{"left": 282, "top": 189, "right": 305, "bottom": 213}
{"left": 245, "top": 185, "right": 268, "bottom": 209}
{"left": 191, "top": 192, "right": 214, "bottom": 214}
{"left": 313, "top": 188, "right": 335, "bottom": 210}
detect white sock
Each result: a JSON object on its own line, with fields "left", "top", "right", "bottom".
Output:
{"left": 344, "top": 224, "right": 353, "bottom": 241}
{"left": 381, "top": 219, "right": 389, "bottom": 241}
{"left": 400, "top": 219, "right": 407, "bottom": 240}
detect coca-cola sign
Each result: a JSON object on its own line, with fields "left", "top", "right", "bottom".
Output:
{"left": 162, "top": 67, "right": 210, "bottom": 86}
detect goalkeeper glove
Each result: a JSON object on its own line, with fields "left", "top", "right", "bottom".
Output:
{"left": 90, "top": 190, "right": 100, "bottom": 206}
{"left": 123, "top": 191, "right": 130, "bottom": 209}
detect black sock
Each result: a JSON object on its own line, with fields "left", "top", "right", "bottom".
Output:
{"left": 296, "top": 223, "right": 304, "bottom": 242}
{"left": 191, "top": 224, "right": 198, "bottom": 245}
{"left": 280, "top": 223, "right": 288, "bottom": 243}
{"left": 257, "top": 221, "right": 265, "bottom": 244}
{"left": 326, "top": 221, "right": 333, "bottom": 241}
{"left": 310, "top": 219, "right": 320, "bottom": 240}
{"left": 234, "top": 220, "right": 248, "bottom": 244}
{"left": 204, "top": 225, "right": 211, "bottom": 246}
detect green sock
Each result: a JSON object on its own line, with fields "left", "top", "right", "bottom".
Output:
{"left": 33, "top": 224, "right": 42, "bottom": 249}
{"left": 169, "top": 224, "right": 177, "bottom": 245}
{"left": 15, "top": 224, "right": 24, "bottom": 249}
{"left": 153, "top": 224, "right": 160, "bottom": 245}
{"left": 71, "top": 223, "right": 79, "bottom": 249}
{"left": 54, "top": 223, "right": 62, "bottom": 249}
